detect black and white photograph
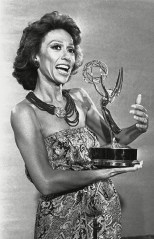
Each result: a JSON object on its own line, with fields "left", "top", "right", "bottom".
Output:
{"left": 0, "top": 0, "right": 154, "bottom": 238}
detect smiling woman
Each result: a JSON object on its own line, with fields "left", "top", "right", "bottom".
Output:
{"left": 11, "top": 11, "right": 149, "bottom": 239}
{"left": 12, "top": 11, "right": 83, "bottom": 91}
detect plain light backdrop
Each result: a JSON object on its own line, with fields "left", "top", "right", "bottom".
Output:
{"left": 0, "top": 0, "right": 154, "bottom": 238}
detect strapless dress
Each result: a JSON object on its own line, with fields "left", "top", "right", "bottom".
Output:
{"left": 33, "top": 126, "right": 122, "bottom": 239}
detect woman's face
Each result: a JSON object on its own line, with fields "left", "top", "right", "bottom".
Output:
{"left": 36, "top": 29, "right": 76, "bottom": 85}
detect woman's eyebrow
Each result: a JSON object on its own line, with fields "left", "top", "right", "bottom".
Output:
{"left": 68, "top": 43, "right": 74, "bottom": 46}
{"left": 47, "top": 40, "right": 62, "bottom": 45}
{"left": 47, "top": 40, "right": 74, "bottom": 46}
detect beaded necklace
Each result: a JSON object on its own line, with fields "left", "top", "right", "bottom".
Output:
{"left": 26, "top": 90, "right": 79, "bottom": 127}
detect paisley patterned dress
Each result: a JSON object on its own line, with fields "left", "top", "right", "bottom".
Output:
{"left": 34, "top": 126, "right": 122, "bottom": 239}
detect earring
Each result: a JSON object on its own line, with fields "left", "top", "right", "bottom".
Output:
{"left": 34, "top": 59, "right": 40, "bottom": 69}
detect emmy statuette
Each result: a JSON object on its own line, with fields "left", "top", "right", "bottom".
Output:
{"left": 83, "top": 60, "right": 139, "bottom": 168}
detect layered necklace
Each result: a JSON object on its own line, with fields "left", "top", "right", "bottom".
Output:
{"left": 26, "top": 89, "right": 79, "bottom": 127}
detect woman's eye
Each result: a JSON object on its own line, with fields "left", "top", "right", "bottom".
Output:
{"left": 51, "top": 44, "right": 61, "bottom": 50}
{"left": 68, "top": 48, "right": 75, "bottom": 54}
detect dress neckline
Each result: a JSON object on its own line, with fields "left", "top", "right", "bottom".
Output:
{"left": 44, "top": 126, "right": 88, "bottom": 140}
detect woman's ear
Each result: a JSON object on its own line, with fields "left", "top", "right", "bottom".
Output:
{"left": 31, "top": 55, "right": 40, "bottom": 69}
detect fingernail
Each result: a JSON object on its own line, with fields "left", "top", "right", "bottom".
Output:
{"left": 131, "top": 104, "right": 136, "bottom": 108}
{"left": 130, "top": 110, "right": 134, "bottom": 114}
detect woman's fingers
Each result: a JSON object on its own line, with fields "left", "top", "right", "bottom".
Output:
{"left": 130, "top": 109, "right": 149, "bottom": 130}
{"left": 130, "top": 105, "right": 147, "bottom": 113}
{"left": 130, "top": 109, "right": 148, "bottom": 118}
{"left": 132, "top": 112, "right": 148, "bottom": 123}
{"left": 129, "top": 94, "right": 149, "bottom": 132}
{"left": 117, "top": 161, "right": 142, "bottom": 172}
{"left": 121, "top": 160, "right": 143, "bottom": 171}
{"left": 104, "top": 161, "right": 143, "bottom": 178}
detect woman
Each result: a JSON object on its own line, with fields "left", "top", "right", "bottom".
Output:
{"left": 11, "top": 11, "right": 148, "bottom": 239}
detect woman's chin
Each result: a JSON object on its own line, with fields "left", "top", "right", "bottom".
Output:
{"left": 47, "top": 76, "right": 69, "bottom": 86}
{"left": 55, "top": 76, "right": 70, "bottom": 85}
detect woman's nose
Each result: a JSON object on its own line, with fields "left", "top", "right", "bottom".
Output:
{"left": 61, "top": 49, "right": 71, "bottom": 61}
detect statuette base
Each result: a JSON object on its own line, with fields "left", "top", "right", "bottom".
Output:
{"left": 89, "top": 147, "right": 138, "bottom": 168}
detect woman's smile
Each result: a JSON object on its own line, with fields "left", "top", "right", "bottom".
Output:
{"left": 55, "top": 63, "right": 71, "bottom": 76}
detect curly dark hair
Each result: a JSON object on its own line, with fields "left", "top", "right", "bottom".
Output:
{"left": 12, "top": 11, "right": 83, "bottom": 90}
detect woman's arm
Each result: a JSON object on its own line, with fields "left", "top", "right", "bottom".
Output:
{"left": 80, "top": 89, "right": 148, "bottom": 145}
{"left": 11, "top": 101, "right": 141, "bottom": 196}
{"left": 11, "top": 102, "right": 101, "bottom": 195}
{"left": 77, "top": 88, "right": 112, "bottom": 144}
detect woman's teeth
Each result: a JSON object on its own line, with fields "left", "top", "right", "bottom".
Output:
{"left": 56, "top": 64, "right": 70, "bottom": 73}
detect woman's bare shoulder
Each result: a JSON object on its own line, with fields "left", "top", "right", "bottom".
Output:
{"left": 10, "top": 99, "right": 37, "bottom": 130}
{"left": 11, "top": 98, "right": 34, "bottom": 115}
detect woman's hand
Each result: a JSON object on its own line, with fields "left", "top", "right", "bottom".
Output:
{"left": 130, "top": 94, "right": 149, "bottom": 133}
{"left": 99, "top": 161, "right": 143, "bottom": 179}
